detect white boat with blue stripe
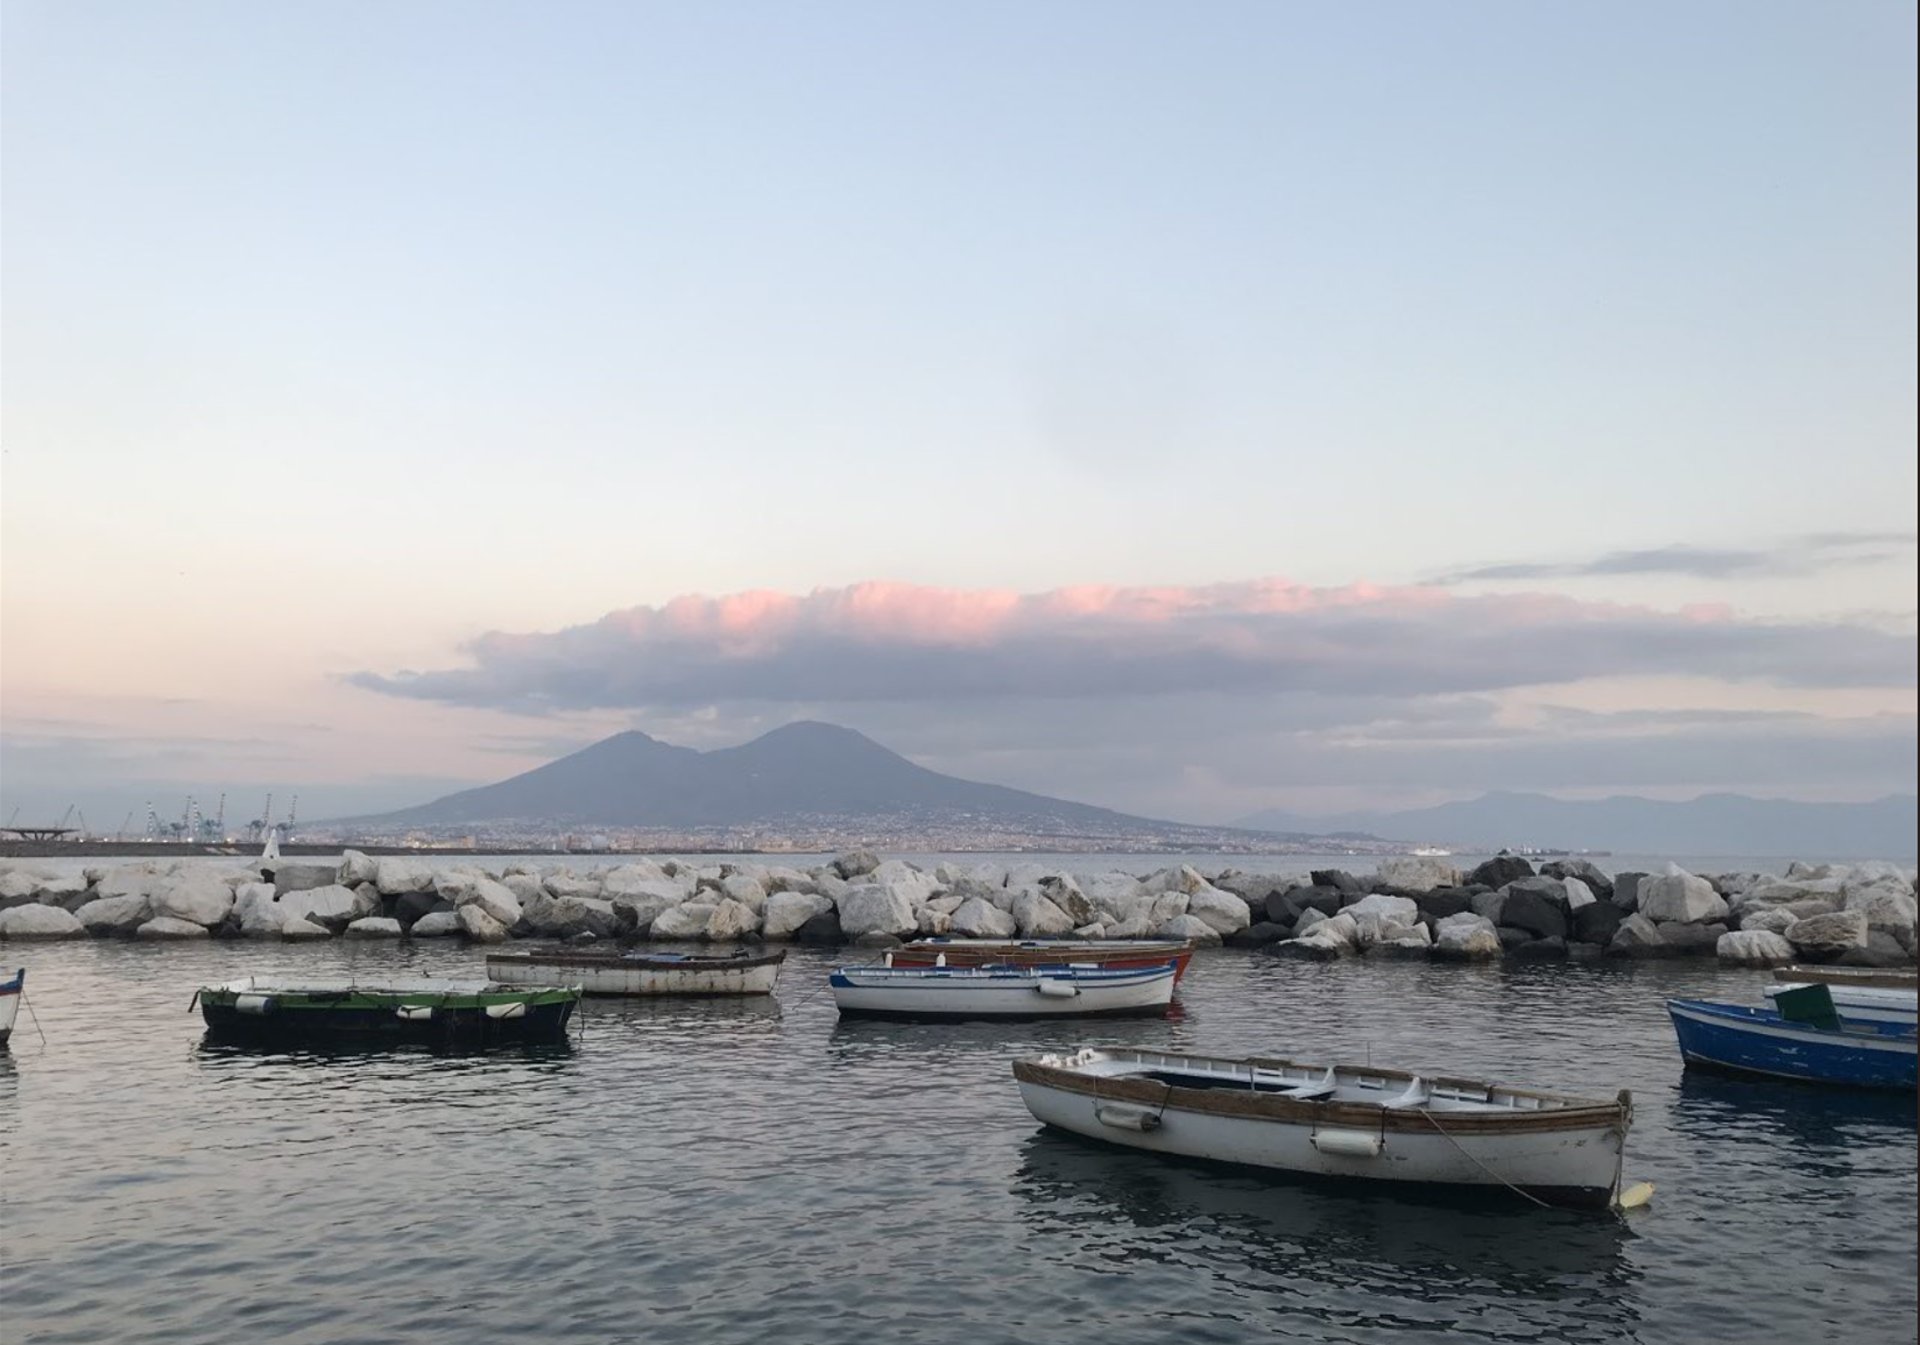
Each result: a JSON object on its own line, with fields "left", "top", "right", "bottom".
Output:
{"left": 829, "top": 960, "right": 1177, "bottom": 1021}
{"left": 1667, "top": 997, "right": 1917, "bottom": 1090}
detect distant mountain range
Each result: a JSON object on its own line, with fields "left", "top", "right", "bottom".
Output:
{"left": 1232, "top": 791, "right": 1919, "bottom": 859}
{"left": 350, "top": 721, "right": 1326, "bottom": 847}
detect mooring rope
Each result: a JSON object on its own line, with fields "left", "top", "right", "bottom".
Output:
{"left": 1414, "top": 1106, "right": 1551, "bottom": 1209}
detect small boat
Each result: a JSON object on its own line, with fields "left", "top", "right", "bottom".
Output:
{"left": 1762, "top": 980, "right": 1916, "bottom": 1028}
{"left": 195, "top": 977, "right": 580, "bottom": 1046}
{"left": 1772, "top": 965, "right": 1917, "bottom": 992}
{"left": 487, "top": 948, "right": 784, "bottom": 997}
{"left": 830, "top": 961, "right": 1177, "bottom": 1021}
{"left": 1667, "top": 992, "right": 1917, "bottom": 1090}
{"left": 891, "top": 938, "right": 1197, "bottom": 982}
{"left": 0, "top": 968, "right": 22, "bottom": 1046}
{"left": 1013, "top": 1047, "right": 1634, "bottom": 1210}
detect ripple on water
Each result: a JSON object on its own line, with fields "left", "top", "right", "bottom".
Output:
{"left": 0, "top": 941, "right": 1912, "bottom": 1344}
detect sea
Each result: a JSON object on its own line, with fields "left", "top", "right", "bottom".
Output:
{"left": 0, "top": 851, "right": 1915, "bottom": 1344}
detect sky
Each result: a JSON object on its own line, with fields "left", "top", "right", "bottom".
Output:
{"left": 2, "top": 1, "right": 1915, "bottom": 830}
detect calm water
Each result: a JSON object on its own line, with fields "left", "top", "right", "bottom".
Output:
{"left": 1, "top": 942, "right": 1913, "bottom": 1345}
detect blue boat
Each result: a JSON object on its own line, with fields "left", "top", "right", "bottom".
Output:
{"left": 0, "top": 967, "right": 23, "bottom": 1047}
{"left": 1667, "top": 997, "right": 1917, "bottom": 1090}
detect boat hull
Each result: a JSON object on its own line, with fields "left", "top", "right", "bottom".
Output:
{"left": 1668, "top": 999, "right": 1917, "bottom": 1089}
{"left": 832, "top": 964, "right": 1175, "bottom": 1021}
{"left": 0, "top": 968, "right": 21, "bottom": 1047}
{"left": 1762, "top": 982, "right": 1916, "bottom": 1028}
{"left": 1013, "top": 1056, "right": 1626, "bottom": 1210}
{"left": 198, "top": 985, "right": 579, "bottom": 1047}
{"left": 893, "top": 940, "right": 1196, "bottom": 983}
{"left": 488, "top": 951, "right": 783, "bottom": 997}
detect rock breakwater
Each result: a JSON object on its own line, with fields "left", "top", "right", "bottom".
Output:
{"left": 0, "top": 852, "right": 1913, "bottom": 969}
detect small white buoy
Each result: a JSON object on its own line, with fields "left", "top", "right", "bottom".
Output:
{"left": 1616, "top": 1181, "right": 1656, "bottom": 1210}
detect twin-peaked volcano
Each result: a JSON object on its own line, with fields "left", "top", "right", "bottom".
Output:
{"left": 358, "top": 721, "right": 1205, "bottom": 837}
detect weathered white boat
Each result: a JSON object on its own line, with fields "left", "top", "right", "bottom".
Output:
{"left": 488, "top": 949, "right": 784, "bottom": 996}
{"left": 0, "top": 967, "right": 23, "bottom": 1046}
{"left": 1763, "top": 980, "right": 1916, "bottom": 1028}
{"left": 1014, "top": 1047, "right": 1634, "bottom": 1210}
{"left": 831, "top": 961, "right": 1176, "bottom": 1021}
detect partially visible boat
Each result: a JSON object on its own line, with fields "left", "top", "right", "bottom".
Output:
{"left": 487, "top": 948, "right": 784, "bottom": 997}
{"left": 890, "top": 938, "right": 1197, "bottom": 983}
{"left": 830, "top": 961, "right": 1177, "bottom": 1021}
{"left": 0, "top": 968, "right": 22, "bottom": 1046}
{"left": 1761, "top": 980, "right": 1916, "bottom": 1028}
{"left": 196, "top": 977, "right": 580, "bottom": 1046}
{"left": 1667, "top": 995, "right": 1917, "bottom": 1090}
{"left": 1013, "top": 1046, "right": 1635, "bottom": 1210}
{"left": 1771, "top": 965, "right": 1917, "bottom": 992}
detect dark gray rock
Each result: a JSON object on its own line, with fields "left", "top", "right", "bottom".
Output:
{"left": 1225, "top": 921, "right": 1290, "bottom": 949}
{"left": 1572, "top": 902, "right": 1624, "bottom": 945}
{"left": 854, "top": 931, "right": 902, "bottom": 949}
{"left": 1367, "top": 940, "right": 1433, "bottom": 960}
{"left": 1364, "top": 882, "right": 1427, "bottom": 901}
{"left": 1837, "top": 931, "right": 1918, "bottom": 969}
{"left": 1500, "top": 887, "right": 1570, "bottom": 940}
{"left": 1294, "top": 886, "right": 1345, "bottom": 917}
{"left": 1311, "top": 869, "right": 1364, "bottom": 895}
{"left": 1495, "top": 926, "right": 1532, "bottom": 950}
{"left": 392, "top": 891, "right": 450, "bottom": 929}
{"left": 1268, "top": 937, "right": 1346, "bottom": 961}
{"left": 1658, "top": 921, "right": 1727, "bottom": 953}
{"left": 1612, "top": 873, "right": 1647, "bottom": 911}
{"left": 1262, "top": 891, "right": 1301, "bottom": 924}
{"left": 1414, "top": 887, "right": 1474, "bottom": 919}
{"left": 793, "top": 907, "right": 844, "bottom": 946}
{"left": 1467, "top": 856, "right": 1535, "bottom": 888}
{"left": 1567, "top": 941, "right": 1604, "bottom": 961}
{"left": 1509, "top": 935, "right": 1568, "bottom": 961}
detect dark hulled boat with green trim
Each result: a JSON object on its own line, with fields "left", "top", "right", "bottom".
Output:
{"left": 195, "top": 977, "right": 581, "bottom": 1046}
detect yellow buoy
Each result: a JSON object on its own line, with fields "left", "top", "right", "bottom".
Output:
{"left": 1615, "top": 1180, "right": 1656, "bottom": 1210}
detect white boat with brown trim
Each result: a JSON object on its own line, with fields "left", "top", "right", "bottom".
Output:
{"left": 831, "top": 961, "right": 1176, "bottom": 1021}
{"left": 486, "top": 948, "right": 784, "bottom": 997}
{"left": 1014, "top": 1047, "right": 1634, "bottom": 1210}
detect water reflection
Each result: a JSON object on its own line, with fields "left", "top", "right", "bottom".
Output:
{"left": 1012, "top": 1130, "right": 1638, "bottom": 1313}
{"left": 1670, "top": 1071, "right": 1917, "bottom": 1145}
{"left": 193, "top": 1036, "right": 580, "bottom": 1066}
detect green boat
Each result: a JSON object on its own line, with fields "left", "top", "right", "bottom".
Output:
{"left": 195, "top": 977, "right": 581, "bottom": 1047}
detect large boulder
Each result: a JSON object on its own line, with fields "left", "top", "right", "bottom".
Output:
{"left": 1657, "top": 921, "right": 1729, "bottom": 954}
{"left": 650, "top": 902, "right": 719, "bottom": 940}
{"left": 76, "top": 892, "right": 152, "bottom": 935}
{"left": 1610, "top": 873, "right": 1647, "bottom": 911}
{"left": 1185, "top": 885, "right": 1252, "bottom": 936}
{"left": 407, "top": 910, "right": 460, "bottom": 937}
{"left": 279, "top": 915, "right": 332, "bottom": 941}
{"left": 1498, "top": 881, "right": 1569, "bottom": 941}
{"left": 1839, "top": 931, "right": 1917, "bottom": 969}
{"left": 0, "top": 904, "right": 86, "bottom": 939}
{"left": 869, "top": 860, "right": 938, "bottom": 906}
{"left": 1012, "top": 890, "right": 1075, "bottom": 938}
{"left": 456, "top": 903, "right": 510, "bottom": 943}
{"left": 542, "top": 871, "right": 605, "bottom": 901}
{"left": 705, "top": 898, "right": 760, "bottom": 941}
{"left": 29, "top": 872, "right": 93, "bottom": 911}
{"left": 338, "top": 850, "right": 380, "bottom": 885}
{"left": 537, "top": 895, "right": 620, "bottom": 939}
{"left": 1571, "top": 902, "right": 1624, "bottom": 946}
{"left": 607, "top": 889, "right": 683, "bottom": 935}
{"left": 838, "top": 885, "right": 918, "bottom": 939}
{"left": 793, "top": 906, "right": 844, "bottom": 946}
{"left": 1841, "top": 885, "right": 1918, "bottom": 952}
{"left": 1787, "top": 911, "right": 1870, "bottom": 961}
{"left": 271, "top": 862, "right": 339, "bottom": 896}
{"left": 1607, "top": 913, "right": 1671, "bottom": 958}
{"left": 1310, "top": 869, "right": 1364, "bottom": 895}
{"left": 150, "top": 873, "right": 235, "bottom": 928}
{"left": 1344, "top": 893, "right": 1419, "bottom": 927}
{"left": 1374, "top": 857, "right": 1461, "bottom": 893}
{"left": 1431, "top": 912, "right": 1501, "bottom": 960}
{"left": 1717, "top": 929, "right": 1795, "bottom": 967}
{"left": 1413, "top": 887, "right": 1475, "bottom": 920}
{"left": 1560, "top": 877, "right": 1598, "bottom": 911}
{"left": 1141, "top": 865, "right": 1210, "bottom": 897}
{"left": 137, "top": 915, "right": 211, "bottom": 939}
{"left": 1154, "top": 913, "right": 1223, "bottom": 946}
{"left": 455, "top": 878, "right": 523, "bottom": 929}
{"left": 346, "top": 917, "right": 404, "bottom": 939}
{"left": 1639, "top": 870, "right": 1729, "bottom": 925}
{"left": 373, "top": 857, "right": 437, "bottom": 895}
{"left": 0, "top": 870, "right": 42, "bottom": 905}
{"left": 1466, "top": 855, "right": 1534, "bottom": 888}
{"left": 951, "top": 896, "right": 1017, "bottom": 939}
{"left": 1040, "top": 875, "right": 1096, "bottom": 925}
{"left": 237, "top": 886, "right": 289, "bottom": 937}
{"left": 94, "top": 864, "right": 164, "bottom": 901}
{"left": 1225, "top": 921, "right": 1290, "bottom": 948}
{"left": 761, "top": 891, "right": 832, "bottom": 940}
{"left": 1541, "top": 859, "right": 1613, "bottom": 900}
{"left": 718, "top": 873, "right": 769, "bottom": 914}
{"left": 1739, "top": 907, "right": 1801, "bottom": 935}
{"left": 280, "top": 884, "right": 370, "bottom": 934}
{"left": 832, "top": 850, "right": 882, "bottom": 880}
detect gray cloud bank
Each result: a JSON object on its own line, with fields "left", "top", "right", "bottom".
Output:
{"left": 1438, "top": 531, "right": 1918, "bottom": 584}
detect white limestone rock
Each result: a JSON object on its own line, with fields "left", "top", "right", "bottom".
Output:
{"left": 346, "top": 916, "right": 404, "bottom": 939}
{"left": 837, "top": 885, "right": 918, "bottom": 939}
{"left": 455, "top": 877, "right": 523, "bottom": 929}
{"left": 1012, "top": 890, "right": 1075, "bottom": 938}
{"left": 0, "top": 904, "right": 86, "bottom": 939}
{"left": 374, "top": 857, "right": 437, "bottom": 896}
{"left": 1140, "top": 865, "right": 1209, "bottom": 896}
{"left": 924, "top": 894, "right": 966, "bottom": 916}
{"left": 1717, "top": 929, "right": 1796, "bottom": 967}
{"left": 279, "top": 915, "right": 333, "bottom": 940}
{"left": 607, "top": 890, "right": 683, "bottom": 936}
{"left": 501, "top": 874, "right": 544, "bottom": 904}
{"left": 1841, "top": 884, "right": 1918, "bottom": 949}
{"left": 1147, "top": 892, "right": 1190, "bottom": 925}
{"left": 1074, "top": 923, "right": 1108, "bottom": 939}
{"left": 0, "top": 871, "right": 42, "bottom": 904}
{"left": 280, "top": 884, "right": 370, "bottom": 933}
{"left": 1154, "top": 913, "right": 1223, "bottom": 946}
{"left": 1638, "top": 871, "right": 1729, "bottom": 925}
{"left": 719, "top": 873, "right": 768, "bottom": 914}
{"left": 532, "top": 895, "right": 618, "bottom": 939}
{"left": 1432, "top": 911, "right": 1501, "bottom": 960}
{"left": 650, "top": 902, "right": 719, "bottom": 941}
{"left": 94, "top": 864, "right": 163, "bottom": 901}
{"left": 1561, "top": 877, "right": 1597, "bottom": 911}
{"left": 1082, "top": 872, "right": 1148, "bottom": 919}
{"left": 30, "top": 873, "right": 91, "bottom": 907}
{"left": 1739, "top": 907, "right": 1801, "bottom": 935}
{"left": 1106, "top": 916, "right": 1156, "bottom": 939}
{"left": 832, "top": 850, "right": 882, "bottom": 879}
{"left": 915, "top": 906, "right": 954, "bottom": 937}
{"left": 869, "top": 860, "right": 938, "bottom": 906}
{"left": 338, "top": 850, "right": 379, "bottom": 885}
{"left": 76, "top": 893, "right": 153, "bottom": 934}
{"left": 760, "top": 892, "right": 831, "bottom": 940}
{"left": 705, "top": 898, "right": 760, "bottom": 941}
{"left": 150, "top": 873, "right": 235, "bottom": 928}
{"left": 1375, "top": 856, "right": 1461, "bottom": 893}
{"left": 408, "top": 910, "right": 462, "bottom": 937}
{"left": 951, "top": 895, "right": 1017, "bottom": 939}
{"left": 456, "top": 904, "right": 510, "bottom": 943}
{"left": 137, "top": 916, "right": 210, "bottom": 940}
{"left": 1184, "top": 885, "right": 1252, "bottom": 936}
{"left": 1787, "top": 911, "right": 1870, "bottom": 959}
{"left": 1040, "top": 875, "right": 1096, "bottom": 925}
{"left": 1344, "top": 893, "right": 1420, "bottom": 926}
{"left": 1607, "top": 913, "right": 1668, "bottom": 956}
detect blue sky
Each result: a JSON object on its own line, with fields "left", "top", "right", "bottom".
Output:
{"left": 2, "top": 1, "right": 1914, "bottom": 825}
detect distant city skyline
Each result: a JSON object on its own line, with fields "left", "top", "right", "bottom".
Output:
{"left": 3, "top": 2, "right": 1915, "bottom": 826}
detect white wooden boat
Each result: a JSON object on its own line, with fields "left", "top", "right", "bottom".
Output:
{"left": 1014, "top": 1047, "right": 1634, "bottom": 1210}
{"left": 487, "top": 949, "right": 784, "bottom": 997}
{"left": 831, "top": 961, "right": 1176, "bottom": 1021}
{"left": 0, "top": 968, "right": 22, "bottom": 1046}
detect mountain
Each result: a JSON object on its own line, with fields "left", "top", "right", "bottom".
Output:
{"left": 351, "top": 721, "right": 1308, "bottom": 845}
{"left": 1232, "top": 791, "right": 1919, "bottom": 859}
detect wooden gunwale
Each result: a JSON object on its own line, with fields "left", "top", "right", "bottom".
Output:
{"left": 1011, "top": 1059, "right": 1628, "bottom": 1136}
{"left": 1772, "top": 965, "right": 1918, "bottom": 990}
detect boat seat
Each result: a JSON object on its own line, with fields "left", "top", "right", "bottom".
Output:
{"left": 1281, "top": 1068, "right": 1339, "bottom": 1101}
{"left": 1384, "top": 1077, "right": 1430, "bottom": 1110}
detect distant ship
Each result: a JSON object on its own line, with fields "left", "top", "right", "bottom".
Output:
{"left": 1409, "top": 846, "right": 1453, "bottom": 857}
